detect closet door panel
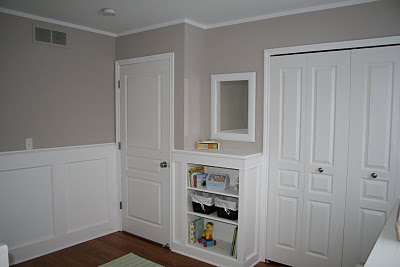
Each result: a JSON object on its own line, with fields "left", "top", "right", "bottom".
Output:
{"left": 343, "top": 46, "right": 400, "bottom": 267}
{"left": 266, "top": 54, "right": 307, "bottom": 266}
{"left": 301, "top": 51, "right": 350, "bottom": 267}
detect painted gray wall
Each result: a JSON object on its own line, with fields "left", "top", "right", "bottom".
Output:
{"left": 205, "top": 0, "right": 400, "bottom": 152}
{"left": 116, "top": 24, "right": 185, "bottom": 149}
{"left": 0, "top": 13, "right": 115, "bottom": 152}
{"left": 183, "top": 24, "right": 206, "bottom": 149}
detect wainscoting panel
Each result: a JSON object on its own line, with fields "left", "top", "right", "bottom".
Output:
{"left": 0, "top": 144, "right": 118, "bottom": 265}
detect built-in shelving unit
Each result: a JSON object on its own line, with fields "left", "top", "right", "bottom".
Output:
{"left": 171, "top": 149, "right": 263, "bottom": 267}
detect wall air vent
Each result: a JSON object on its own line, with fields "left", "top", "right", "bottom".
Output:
{"left": 33, "top": 25, "right": 68, "bottom": 48}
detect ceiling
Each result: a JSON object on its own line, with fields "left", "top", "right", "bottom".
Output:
{"left": 0, "top": 0, "right": 377, "bottom": 36}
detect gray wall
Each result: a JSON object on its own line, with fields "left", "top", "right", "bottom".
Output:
{"left": 205, "top": 0, "right": 400, "bottom": 152}
{"left": 0, "top": 13, "right": 115, "bottom": 152}
{"left": 183, "top": 24, "right": 206, "bottom": 149}
{"left": 116, "top": 24, "right": 185, "bottom": 149}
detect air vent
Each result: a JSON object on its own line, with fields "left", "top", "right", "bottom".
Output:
{"left": 35, "top": 27, "right": 51, "bottom": 43}
{"left": 33, "top": 25, "right": 68, "bottom": 47}
{"left": 52, "top": 30, "right": 67, "bottom": 46}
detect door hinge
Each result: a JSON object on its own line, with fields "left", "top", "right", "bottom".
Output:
{"left": 118, "top": 80, "right": 120, "bottom": 88}
{"left": 120, "top": 201, "right": 122, "bottom": 209}
{"left": 118, "top": 142, "right": 121, "bottom": 150}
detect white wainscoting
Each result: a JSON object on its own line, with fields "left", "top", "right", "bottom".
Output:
{"left": 0, "top": 143, "right": 118, "bottom": 265}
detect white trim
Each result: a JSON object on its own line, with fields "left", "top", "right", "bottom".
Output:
{"left": 116, "top": 18, "right": 205, "bottom": 37}
{"left": 1, "top": 0, "right": 377, "bottom": 38}
{"left": 268, "top": 36, "right": 400, "bottom": 55}
{"left": 0, "top": 142, "right": 116, "bottom": 156}
{"left": 211, "top": 72, "right": 256, "bottom": 142}
{"left": 0, "top": 7, "right": 116, "bottom": 37}
{"left": 262, "top": 35, "right": 400, "bottom": 261}
{"left": 205, "top": 0, "right": 378, "bottom": 29}
{"left": 115, "top": 52, "right": 175, "bottom": 245}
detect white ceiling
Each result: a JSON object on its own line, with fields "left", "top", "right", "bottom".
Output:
{"left": 0, "top": 0, "right": 377, "bottom": 36}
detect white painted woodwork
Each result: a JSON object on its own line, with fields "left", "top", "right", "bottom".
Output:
{"left": 266, "top": 54, "right": 307, "bottom": 266}
{"left": 364, "top": 197, "right": 400, "bottom": 267}
{"left": 119, "top": 54, "right": 172, "bottom": 245}
{"left": 301, "top": 51, "right": 350, "bottom": 267}
{"left": 342, "top": 45, "right": 400, "bottom": 267}
{"left": 267, "top": 51, "right": 351, "bottom": 267}
{"left": 0, "top": 144, "right": 118, "bottom": 265}
{"left": 171, "top": 149, "right": 262, "bottom": 267}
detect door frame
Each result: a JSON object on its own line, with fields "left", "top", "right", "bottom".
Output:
{"left": 114, "top": 53, "right": 175, "bottom": 242}
{"left": 261, "top": 36, "right": 400, "bottom": 261}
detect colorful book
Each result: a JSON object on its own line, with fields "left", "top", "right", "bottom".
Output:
{"left": 194, "top": 217, "right": 204, "bottom": 240}
{"left": 230, "top": 226, "right": 238, "bottom": 257}
{"left": 187, "top": 166, "right": 205, "bottom": 187}
{"left": 188, "top": 221, "right": 196, "bottom": 244}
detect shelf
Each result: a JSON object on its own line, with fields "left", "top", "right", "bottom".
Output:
{"left": 187, "top": 185, "right": 239, "bottom": 198}
{"left": 188, "top": 239, "right": 237, "bottom": 259}
{"left": 187, "top": 210, "right": 238, "bottom": 225}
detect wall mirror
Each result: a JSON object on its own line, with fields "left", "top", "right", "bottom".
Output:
{"left": 211, "top": 72, "right": 256, "bottom": 142}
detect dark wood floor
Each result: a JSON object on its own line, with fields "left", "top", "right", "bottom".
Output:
{"left": 14, "top": 231, "right": 287, "bottom": 267}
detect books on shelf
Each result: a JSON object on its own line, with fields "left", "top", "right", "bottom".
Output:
{"left": 188, "top": 165, "right": 205, "bottom": 187}
{"left": 188, "top": 217, "right": 205, "bottom": 244}
{"left": 230, "top": 226, "right": 238, "bottom": 258}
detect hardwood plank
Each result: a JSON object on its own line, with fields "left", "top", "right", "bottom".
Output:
{"left": 13, "top": 231, "right": 288, "bottom": 267}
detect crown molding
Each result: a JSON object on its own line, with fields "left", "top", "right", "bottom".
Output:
{"left": 1, "top": 0, "right": 379, "bottom": 37}
{"left": 0, "top": 7, "right": 116, "bottom": 37}
{"left": 205, "top": 0, "right": 379, "bottom": 29}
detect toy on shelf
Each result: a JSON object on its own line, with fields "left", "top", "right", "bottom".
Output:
{"left": 197, "top": 141, "right": 220, "bottom": 150}
{"left": 198, "top": 222, "right": 217, "bottom": 247}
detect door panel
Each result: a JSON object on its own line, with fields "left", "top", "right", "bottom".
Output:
{"left": 301, "top": 51, "right": 350, "bottom": 267}
{"left": 342, "top": 46, "right": 400, "bottom": 267}
{"left": 120, "top": 55, "right": 172, "bottom": 245}
{"left": 266, "top": 54, "right": 307, "bottom": 266}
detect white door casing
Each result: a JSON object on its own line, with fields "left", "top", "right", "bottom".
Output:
{"left": 342, "top": 46, "right": 400, "bottom": 267}
{"left": 118, "top": 53, "right": 173, "bottom": 245}
{"left": 266, "top": 51, "right": 351, "bottom": 267}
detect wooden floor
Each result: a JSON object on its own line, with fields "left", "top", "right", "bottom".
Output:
{"left": 14, "top": 231, "right": 287, "bottom": 267}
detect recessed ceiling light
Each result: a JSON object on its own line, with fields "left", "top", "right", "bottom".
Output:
{"left": 101, "top": 8, "right": 117, "bottom": 16}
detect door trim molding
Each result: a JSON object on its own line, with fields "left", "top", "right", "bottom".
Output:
{"left": 262, "top": 35, "right": 400, "bottom": 261}
{"left": 115, "top": 53, "right": 175, "bottom": 241}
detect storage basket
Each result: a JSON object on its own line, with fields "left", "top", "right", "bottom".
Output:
{"left": 191, "top": 193, "right": 215, "bottom": 214}
{"left": 215, "top": 197, "right": 238, "bottom": 220}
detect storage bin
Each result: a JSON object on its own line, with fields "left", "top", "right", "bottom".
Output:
{"left": 191, "top": 193, "right": 215, "bottom": 214}
{"left": 206, "top": 173, "right": 230, "bottom": 190}
{"left": 215, "top": 197, "right": 238, "bottom": 220}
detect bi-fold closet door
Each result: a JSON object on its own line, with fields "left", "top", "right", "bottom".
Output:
{"left": 266, "top": 45, "right": 400, "bottom": 267}
{"left": 266, "top": 50, "right": 351, "bottom": 267}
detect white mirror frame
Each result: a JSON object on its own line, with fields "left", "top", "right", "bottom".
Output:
{"left": 211, "top": 72, "right": 256, "bottom": 142}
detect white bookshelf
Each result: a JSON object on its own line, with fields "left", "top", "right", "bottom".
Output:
{"left": 171, "top": 149, "right": 263, "bottom": 267}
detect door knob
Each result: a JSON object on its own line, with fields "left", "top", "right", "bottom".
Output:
{"left": 371, "top": 173, "right": 378, "bottom": 179}
{"left": 318, "top": 167, "right": 324, "bottom": 173}
{"left": 160, "top": 161, "right": 168, "bottom": 168}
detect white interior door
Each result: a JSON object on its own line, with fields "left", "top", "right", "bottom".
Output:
{"left": 300, "top": 51, "right": 350, "bottom": 267}
{"left": 342, "top": 45, "right": 400, "bottom": 267}
{"left": 266, "top": 54, "right": 308, "bottom": 266}
{"left": 119, "top": 54, "right": 173, "bottom": 245}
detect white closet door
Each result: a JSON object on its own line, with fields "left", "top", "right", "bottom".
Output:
{"left": 300, "top": 51, "right": 350, "bottom": 267}
{"left": 266, "top": 54, "right": 307, "bottom": 266}
{"left": 342, "top": 46, "right": 400, "bottom": 267}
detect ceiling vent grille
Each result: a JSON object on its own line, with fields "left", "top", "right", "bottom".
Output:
{"left": 33, "top": 25, "right": 68, "bottom": 47}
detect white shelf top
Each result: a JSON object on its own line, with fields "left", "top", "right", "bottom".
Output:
{"left": 173, "top": 148, "right": 262, "bottom": 159}
{"left": 187, "top": 210, "right": 238, "bottom": 225}
{"left": 187, "top": 186, "right": 239, "bottom": 198}
{"left": 188, "top": 239, "right": 237, "bottom": 260}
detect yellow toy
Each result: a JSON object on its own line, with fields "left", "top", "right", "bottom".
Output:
{"left": 198, "top": 222, "right": 216, "bottom": 247}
